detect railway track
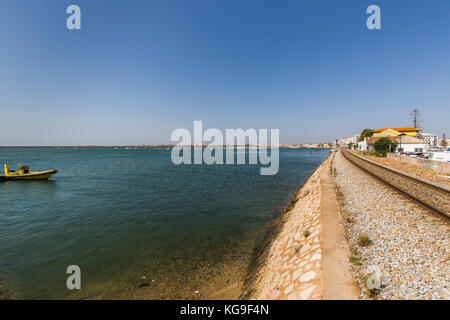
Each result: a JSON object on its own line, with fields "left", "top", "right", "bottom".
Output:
{"left": 341, "top": 149, "right": 450, "bottom": 221}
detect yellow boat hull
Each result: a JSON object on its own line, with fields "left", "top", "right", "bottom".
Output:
{"left": 4, "top": 170, "right": 58, "bottom": 181}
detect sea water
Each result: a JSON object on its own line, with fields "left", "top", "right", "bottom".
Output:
{"left": 0, "top": 148, "right": 329, "bottom": 299}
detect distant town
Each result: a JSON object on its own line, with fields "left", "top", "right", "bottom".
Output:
{"left": 337, "top": 127, "right": 448, "bottom": 153}
{"left": 0, "top": 111, "right": 447, "bottom": 153}
{"left": 0, "top": 144, "right": 332, "bottom": 149}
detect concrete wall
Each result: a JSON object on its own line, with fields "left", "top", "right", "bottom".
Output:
{"left": 397, "top": 143, "right": 429, "bottom": 153}
{"left": 387, "top": 153, "right": 450, "bottom": 174}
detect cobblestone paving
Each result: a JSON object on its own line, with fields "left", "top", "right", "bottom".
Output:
{"left": 335, "top": 151, "right": 450, "bottom": 299}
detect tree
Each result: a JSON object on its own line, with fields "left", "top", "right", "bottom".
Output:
{"left": 442, "top": 133, "right": 448, "bottom": 147}
{"left": 410, "top": 109, "right": 422, "bottom": 129}
{"left": 373, "top": 137, "right": 398, "bottom": 157}
{"left": 358, "top": 128, "right": 374, "bottom": 142}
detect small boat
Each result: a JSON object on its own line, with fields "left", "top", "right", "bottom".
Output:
{"left": 3, "top": 163, "right": 57, "bottom": 181}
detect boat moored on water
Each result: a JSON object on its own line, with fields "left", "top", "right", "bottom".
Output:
{"left": 2, "top": 163, "right": 57, "bottom": 181}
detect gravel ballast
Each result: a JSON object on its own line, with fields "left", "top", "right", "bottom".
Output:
{"left": 334, "top": 150, "right": 449, "bottom": 300}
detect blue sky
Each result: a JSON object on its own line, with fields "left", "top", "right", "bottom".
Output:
{"left": 0, "top": 0, "right": 449, "bottom": 145}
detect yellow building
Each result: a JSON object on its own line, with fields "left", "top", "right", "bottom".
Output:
{"left": 372, "top": 127, "right": 421, "bottom": 138}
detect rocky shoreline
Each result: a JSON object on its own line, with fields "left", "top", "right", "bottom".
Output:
{"left": 240, "top": 157, "right": 327, "bottom": 299}
{"left": 0, "top": 283, "right": 14, "bottom": 300}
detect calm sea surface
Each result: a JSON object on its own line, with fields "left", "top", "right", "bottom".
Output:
{"left": 0, "top": 148, "right": 329, "bottom": 299}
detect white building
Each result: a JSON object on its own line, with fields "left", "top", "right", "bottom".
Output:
{"left": 396, "top": 136, "right": 430, "bottom": 153}
{"left": 419, "top": 133, "right": 439, "bottom": 147}
{"left": 339, "top": 134, "right": 360, "bottom": 147}
{"left": 357, "top": 136, "right": 429, "bottom": 153}
{"left": 358, "top": 139, "right": 368, "bottom": 151}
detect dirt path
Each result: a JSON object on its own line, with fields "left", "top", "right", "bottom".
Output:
{"left": 320, "top": 156, "right": 360, "bottom": 299}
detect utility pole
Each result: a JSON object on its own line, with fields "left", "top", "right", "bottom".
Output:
{"left": 410, "top": 109, "right": 422, "bottom": 129}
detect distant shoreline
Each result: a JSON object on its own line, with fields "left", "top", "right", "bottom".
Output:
{"left": 0, "top": 145, "right": 331, "bottom": 149}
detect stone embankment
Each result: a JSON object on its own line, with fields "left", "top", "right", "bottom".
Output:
{"left": 335, "top": 150, "right": 449, "bottom": 299}
{"left": 242, "top": 153, "right": 359, "bottom": 300}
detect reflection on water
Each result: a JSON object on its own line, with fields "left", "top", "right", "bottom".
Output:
{"left": 0, "top": 148, "right": 329, "bottom": 299}
{"left": 2, "top": 180, "right": 57, "bottom": 195}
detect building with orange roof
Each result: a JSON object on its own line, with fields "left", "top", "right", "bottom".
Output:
{"left": 358, "top": 135, "right": 429, "bottom": 153}
{"left": 372, "top": 127, "right": 422, "bottom": 138}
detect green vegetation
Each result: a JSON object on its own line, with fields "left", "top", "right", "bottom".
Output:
{"left": 360, "top": 150, "right": 376, "bottom": 156}
{"left": 357, "top": 233, "right": 372, "bottom": 247}
{"left": 330, "top": 166, "right": 337, "bottom": 177}
{"left": 349, "top": 255, "right": 362, "bottom": 266}
{"left": 358, "top": 128, "right": 374, "bottom": 141}
{"left": 373, "top": 137, "right": 398, "bottom": 157}
{"left": 303, "top": 230, "right": 311, "bottom": 238}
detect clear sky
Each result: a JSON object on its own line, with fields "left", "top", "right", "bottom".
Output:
{"left": 1, "top": 0, "right": 449, "bottom": 145}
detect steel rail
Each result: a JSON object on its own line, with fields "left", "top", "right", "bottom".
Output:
{"left": 342, "top": 149, "right": 450, "bottom": 221}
